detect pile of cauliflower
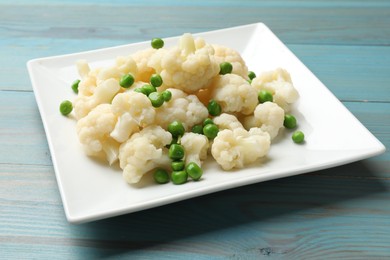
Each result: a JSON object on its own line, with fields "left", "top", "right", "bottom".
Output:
{"left": 70, "top": 33, "right": 299, "bottom": 184}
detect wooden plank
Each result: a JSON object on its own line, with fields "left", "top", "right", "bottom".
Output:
{"left": 0, "top": 91, "right": 51, "bottom": 166}
{"left": 344, "top": 102, "right": 390, "bottom": 145}
{"left": 8, "top": 0, "right": 390, "bottom": 6}
{"left": 1, "top": 1, "right": 388, "bottom": 45}
{"left": 1, "top": 1, "right": 390, "bottom": 92}
{"left": 289, "top": 45, "right": 390, "bottom": 102}
{"left": 1, "top": 163, "right": 389, "bottom": 258}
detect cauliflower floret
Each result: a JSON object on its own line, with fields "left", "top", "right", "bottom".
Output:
{"left": 109, "top": 113, "right": 139, "bottom": 143}
{"left": 155, "top": 88, "right": 208, "bottom": 130}
{"left": 131, "top": 48, "right": 157, "bottom": 82}
{"left": 109, "top": 91, "right": 156, "bottom": 142}
{"left": 73, "top": 78, "right": 121, "bottom": 120}
{"left": 111, "top": 91, "right": 155, "bottom": 126}
{"left": 212, "top": 44, "right": 248, "bottom": 79}
{"left": 209, "top": 74, "right": 258, "bottom": 115}
{"left": 213, "top": 113, "right": 243, "bottom": 130}
{"left": 119, "top": 126, "right": 172, "bottom": 184}
{"left": 76, "top": 59, "right": 91, "bottom": 79}
{"left": 180, "top": 132, "right": 209, "bottom": 166}
{"left": 211, "top": 127, "right": 270, "bottom": 170}
{"left": 76, "top": 104, "right": 120, "bottom": 165}
{"left": 251, "top": 68, "right": 299, "bottom": 111}
{"left": 148, "top": 33, "right": 220, "bottom": 93}
{"left": 75, "top": 60, "right": 99, "bottom": 97}
{"left": 75, "top": 56, "right": 137, "bottom": 99}
{"left": 115, "top": 55, "right": 138, "bottom": 76}
{"left": 243, "top": 102, "right": 284, "bottom": 140}
{"left": 96, "top": 66, "right": 122, "bottom": 86}
{"left": 77, "top": 73, "right": 97, "bottom": 97}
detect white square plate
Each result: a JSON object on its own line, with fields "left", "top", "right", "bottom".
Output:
{"left": 27, "top": 23, "right": 385, "bottom": 224}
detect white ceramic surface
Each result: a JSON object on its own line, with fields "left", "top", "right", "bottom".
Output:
{"left": 27, "top": 23, "right": 385, "bottom": 224}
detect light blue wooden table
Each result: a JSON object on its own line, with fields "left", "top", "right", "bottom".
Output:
{"left": 1, "top": 0, "right": 389, "bottom": 258}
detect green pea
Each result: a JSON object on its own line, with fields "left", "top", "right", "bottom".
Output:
{"left": 248, "top": 71, "right": 256, "bottom": 80}
{"left": 185, "top": 162, "right": 203, "bottom": 181}
{"left": 59, "top": 100, "right": 73, "bottom": 116}
{"left": 191, "top": 124, "right": 203, "bottom": 135}
{"left": 219, "top": 62, "right": 233, "bottom": 75}
{"left": 169, "top": 144, "right": 185, "bottom": 160}
{"left": 168, "top": 121, "right": 185, "bottom": 138}
{"left": 153, "top": 168, "right": 169, "bottom": 184}
{"left": 171, "top": 160, "right": 185, "bottom": 171}
{"left": 162, "top": 90, "right": 172, "bottom": 102}
{"left": 203, "top": 118, "right": 214, "bottom": 126}
{"left": 134, "top": 85, "right": 155, "bottom": 96}
{"left": 71, "top": 79, "right": 80, "bottom": 94}
{"left": 284, "top": 114, "right": 297, "bottom": 129}
{"left": 207, "top": 99, "right": 222, "bottom": 116}
{"left": 170, "top": 136, "right": 178, "bottom": 145}
{"left": 148, "top": 92, "right": 165, "bottom": 107}
{"left": 151, "top": 38, "right": 164, "bottom": 49}
{"left": 142, "top": 84, "right": 157, "bottom": 96}
{"left": 171, "top": 170, "right": 188, "bottom": 185}
{"left": 165, "top": 136, "right": 178, "bottom": 149}
{"left": 119, "top": 74, "right": 135, "bottom": 88}
{"left": 134, "top": 88, "right": 144, "bottom": 94}
{"left": 203, "top": 123, "right": 219, "bottom": 139}
{"left": 292, "top": 131, "right": 305, "bottom": 143}
{"left": 150, "top": 74, "right": 163, "bottom": 88}
{"left": 258, "top": 90, "right": 273, "bottom": 103}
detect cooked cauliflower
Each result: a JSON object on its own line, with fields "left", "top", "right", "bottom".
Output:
{"left": 111, "top": 91, "right": 155, "bottom": 127}
{"left": 131, "top": 48, "right": 157, "bottom": 82}
{"left": 77, "top": 73, "right": 97, "bottom": 97}
{"left": 92, "top": 56, "right": 138, "bottom": 85}
{"left": 213, "top": 113, "right": 243, "bottom": 130}
{"left": 119, "top": 126, "right": 172, "bottom": 184}
{"left": 73, "top": 78, "right": 121, "bottom": 120}
{"left": 209, "top": 74, "right": 258, "bottom": 115}
{"left": 96, "top": 66, "right": 121, "bottom": 86}
{"left": 154, "top": 88, "right": 208, "bottom": 130}
{"left": 69, "top": 34, "right": 301, "bottom": 186}
{"left": 75, "top": 60, "right": 98, "bottom": 97}
{"left": 180, "top": 132, "right": 209, "bottom": 166}
{"left": 148, "top": 33, "right": 220, "bottom": 93}
{"left": 251, "top": 68, "right": 299, "bottom": 111}
{"left": 76, "top": 104, "right": 119, "bottom": 165}
{"left": 115, "top": 55, "right": 138, "bottom": 76}
{"left": 75, "top": 57, "right": 137, "bottom": 97}
{"left": 110, "top": 113, "right": 139, "bottom": 143}
{"left": 211, "top": 127, "right": 270, "bottom": 170}
{"left": 110, "top": 91, "right": 156, "bottom": 143}
{"left": 243, "top": 102, "right": 285, "bottom": 140}
{"left": 212, "top": 44, "right": 248, "bottom": 79}
{"left": 76, "top": 59, "right": 91, "bottom": 79}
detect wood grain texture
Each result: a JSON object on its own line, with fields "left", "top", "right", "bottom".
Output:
{"left": 289, "top": 45, "right": 390, "bottom": 102}
{"left": 1, "top": 163, "right": 389, "bottom": 258}
{"left": 1, "top": 0, "right": 389, "bottom": 258}
{"left": 1, "top": 0, "right": 390, "bottom": 91}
